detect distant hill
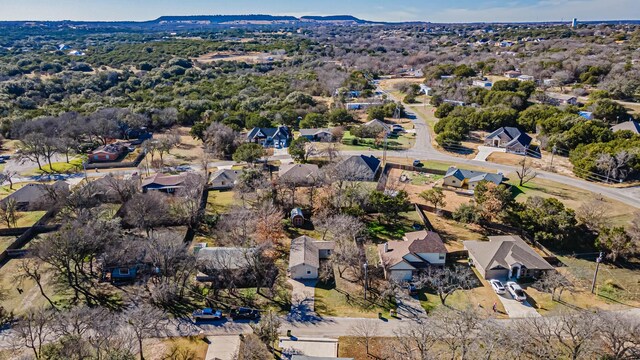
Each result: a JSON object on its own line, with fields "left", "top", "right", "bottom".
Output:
{"left": 153, "top": 15, "right": 299, "bottom": 24}
{"left": 299, "top": 15, "right": 369, "bottom": 23}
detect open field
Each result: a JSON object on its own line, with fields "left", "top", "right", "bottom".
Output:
{"left": 0, "top": 258, "right": 61, "bottom": 315}
{"left": 25, "top": 157, "right": 84, "bottom": 176}
{"left": 161, "top": 127, "right": 206, "bottom": 165}
{"left": 509, "top": 177, "right": 637, "bottom": 227}
{"left": 424, "top": 212, "right": 488, "bottom": 249}
{"left": 487, "top": 151, "right": 575, "bottom": 178}
{"left": 206, "top": 190, "right": 237, "bottom": 214}
{"left": 0, "top": 210, "right": 46, "bottom": 229}
{"left": 0, "top": 236, "right": 15, "bottom": 252}
{"left": 194, "top": 51, "right": 288, "bottom": 64}
{"left": 315, "top": 274, "right": 393, "bottom": 319}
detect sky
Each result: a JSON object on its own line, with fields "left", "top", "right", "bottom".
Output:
{"left": 0, "top": 0, "right": 639, "bottom": 23}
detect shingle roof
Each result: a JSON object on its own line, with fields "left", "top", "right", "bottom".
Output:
{"left": 379, "top": 231, "right": 447, "bottom": 267}
{"left": 141, "top": 173, "right": 188, "bottom": 188}
{"left": 445, "top": 167, "right": 503, "bottom": 185}
{"left": 299, "top": 128, "right": 332, "bottom": 137}
{"left": 278, "top": 164, "right": 320, "bottom": 183}
{"left": 363, "top": 119, "right": 391, "bottom": 131}
{"left": 247, "top": 126, "right": 290, "bottom": 141}
{"left": 1, "top": 181, "right": 68, "bottom": 205}
{"left": 197, "top": 247, "right": 255, "bottom": 270}
{"left": 464, "top": 236, "right": 553, "bottom": 272}
{"left": 485, "top": 127, "right": 532, "bottom": 148}
{"left": 289, "top": 236, "right": 321, "bottom": 269}
{"left": 611, "top": 120, "right": 640, "bottom": 134}
{"left": 337, "top": 155, "right": 381, "bottom": 180}
{"left": 210, "top": 169, "right": 241, "bottom": 184}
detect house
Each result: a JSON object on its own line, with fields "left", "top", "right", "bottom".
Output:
{"left": 517, "top": 75, "right": 535, "bottom": 82}
{"left": 279, "top": 164, "right": 320, "bottom": 185}
{"left": 86, "top": 175, "right": 124, "bottom": 203}
{"left": 363, "top": 119, "right": 391, "bottom": 134}
{"left": 419, "top": 84, "right": 433, "bottom": 96}
{"left": 444, "top": 99, "right": 466, "bottom": 106}
{"left": 611, "top": 120, "right": 640, "bottom": 135}
{"left": 209, "top": 169, "right": 242, "bottom": 190}
{"left": 464, "top": 236, "right": 554, "bottom": 280}
{"left": 141, "top": 173, "right": 188, "bottom": 193}
{"left": 543, "top": 79, "right": 556, "bottom": 87}
{"left": 290, "top": 208, "right": 305, "bottom": 227}
{"left": 0, "top": 181, "right": 69, "bottom": 211}
{"left": 504, "top": 70, "right": 522, "bottom": 78}
{"left": 546, "top": 93, "right": 578, "bottom": 106}
{"left": 299, "top": 128, "right": 333, "bottom": 142}
{"left": 247, "top": 126, "right": 291, "bottom": 148}
{"left": 336, "top": 155, "right": 381, "bottom": 181}
{"left": 345, "top": 102, "right": 382, "bottom": 111}
{"left": 108, "top": 266, "right": 138, "bottom": 283}
{"left": 484, "top": 127, "right": 532, "bottom": 154}
{"left": 472, "top": 80, "right": 493, "bottom": 89}
{"left": 289, "top": 236, "right": 335, "bottom": 280}
{"left": 443, "top": 167, "right": 504, "bottom": 191}
{"left": 195, "top": 246, "right": 257, "bottom": 284}
{"left": 88, "top": 143, "right": 127, "bottom": 163}
{"left": 378, "top": 230, "right": 447, "bottom": 281}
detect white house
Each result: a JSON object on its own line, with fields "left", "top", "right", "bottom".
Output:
{"left": 472, "top": 80, "right": 493, "bottom": 89}
{"left": 443, "top": 167, "right": 504, "bottom": 191}
{"left": 289, "top": 236, "right": 335, "bottom": 280}
{"left": 517, "top": 75, "right": 535, "bottom": 82}
{"left": 419, "top": 84, "right": 433, "bottom": 96}
{"left": 378, "top": 230, "right": 447, "bottom": 282}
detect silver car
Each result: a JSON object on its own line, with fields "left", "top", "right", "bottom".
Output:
{"left": 506, "top": 281, "right": 527, "bottom": 302}
{"left": 489, "top": 279, "right": 506, "bottom": 295}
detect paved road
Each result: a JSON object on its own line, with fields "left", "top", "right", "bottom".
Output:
{"left": 345, "top": 88, "right": 640, "bottom": 209}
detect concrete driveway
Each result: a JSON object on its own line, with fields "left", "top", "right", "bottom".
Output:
{"left": 474, "top": 146, "right": 506, "bottom": 161}
{"left": 288, "top": 279, "right": 317, "bottom": 321}
{"left": 496, "top": 292, "right": 541, "bottom": 318}
{"left": 395, "top": 290, "right": 427, "bottom": 320}
{"left": 205, "top": 335, "right": 241, "bottom": 360}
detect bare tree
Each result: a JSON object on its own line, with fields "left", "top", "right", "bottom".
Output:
{"left": 516, "top": 156, "right": 538, "bottom": 186}
{"left": 414, "top": 265, "right": 475, "bottom": 306}
{"left": 432, "top": 306, "right": 483, "bottom": 360}
{"left": 348, "top": 320, "right": 380, "bottom": 355}
{"left": 252, "top": 201, "right": 285, "bottom": 245}
{"left": 101, "top": 174, "right": 139, "bottom": 203}
{"left": 393, "top": 319, "right": 438, "bottom": 360}
{"left": 534, "top": 271, "right": 574, "bottom": 301}
{"left": 250, "top": 310, "right": 281, "bottom": 352}
{"left": 596, "top": 151, "right": 633, "bottom": 182}
{"left": 0, "top": 169, "right": 18, "bottom": 189}
{"left": 203, "top": 122, "right": 239, "bottom": 159}
{"left": 145, "top": 233, "right": 196, "bottom": 304}
{"left": 576, "top": 198, "right": 610, "bottom": 232}
{"left": 0, "top": 198, "right": 21, "bottom": 228}
{"left": 16, "top": 259, "right": 57, "bottom": 310}
{"left": 124, "top": 304, "right": 167, "bottom": 360}
{"left": 596, "top": 311, "right": 640, "bottom": 360}
{"left": 12, "top": 307, "right": 54, "bottom": 360}
{"left": 236, "top": 333, "right": 272, "bottom": 360}
{"left": 123, "top": 192, "right": 170, "bottom": 236}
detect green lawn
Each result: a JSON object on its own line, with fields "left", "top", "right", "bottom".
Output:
{"left": 206, "top": 190, "right": 237, "bottom": 214}
{"left": 0, "top": 211, "right": 46, "bottom": 229}
{"left": 341, "top": 131, "right": 415, "bottom": 151}
{"left": 26, "top": 158, "right": 84, "bottom": 175}
{"left": 315, "top": 276, "right": 394, "bottom": 318}
{"left": 366, "top": 211, "right": 423, "bottom": 243}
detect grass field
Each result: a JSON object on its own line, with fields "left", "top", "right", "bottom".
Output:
{"left": 315, "top": 274, "right": 394, "bottom": 318}
{"left": 509, "top": 177, "right": 637, "bottom": 227}
{"left": 0, "top": 211, "right": 47, "bottom": 229}
{"left": 366, "top": 211, "right": 423, "bottom": 243}
{"left": 0, "top": 236, "right": 15, "bottom": 252}
{"left": 26, "top": 158, "right": 84, "bottom": 176}
{"left": 143, "top": 336, "right": 209, "bottom": 360}
{"left": 206, "top": 190, "right": 237, "bottom": 214}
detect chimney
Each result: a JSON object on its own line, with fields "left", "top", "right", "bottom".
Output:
{"left": 384, "top": 243, "right": 389, "bottom": 253}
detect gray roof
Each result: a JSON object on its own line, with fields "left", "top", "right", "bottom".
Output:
{"left": 289, "top": 236, "right": 336, "bottom": 269}
{"left": 197, "top": 247, "right": 255, "bottom": 270}
{"left": 363, "top": 119, "right": 391, "bottom": 131}
{"left": 299, "top": 128, "right": 332, "bottom": 137}
{"left": 485, "top": 127, "right": 532, "bottom": 148}
{"left": 210, "top": 169, "right": 242, "bottom": 184}
{"left": 611, "top": 120, "right": 640, "bottom": 134}
{"left": 279, "top": 164, "right": 320, "bottom": 184}
{"left": 464, "top": 236, "right": 553, "bottom": 272}
{"left": 337, "top": 155, "right": 381, "bottom": 180}
{"left": 247, "top": 126, "right": 290, "bottom": 141}
{"left": 445, "top": 167, "right": 503, "bottom": 185}
{"left": 1, "top": 181, "right": 69, "bottom": 205}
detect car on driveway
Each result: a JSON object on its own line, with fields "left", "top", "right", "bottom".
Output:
{"left": 192, "top": 308, "right": 223, "bottom": 321}
{"left": 412, "top": 160, "right": 423, "bottom": 167}
{"left": 230, "top": 307, "right": 260, "bottom": 320}
{"left": 407, "top": 283, "right": 418, "bottom": 296}
{"left": 489, "top": 279, "right": 506, "bottom": 295}
{"left": 506, "top": 282, "right": 527, "bottom": 302}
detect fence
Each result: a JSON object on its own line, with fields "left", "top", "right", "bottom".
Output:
{"left": 83, "top": 150, "right": 147, "bottom": 170}
{"left": 0, "top": 207, "right": 60, "bottom": 265}
{"left": 376, "top": 162, "right": 448, "bottom": 191}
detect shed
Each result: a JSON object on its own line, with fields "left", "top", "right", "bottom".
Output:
{"left": 291, "top": 208, "right": 305, "bottom": 227}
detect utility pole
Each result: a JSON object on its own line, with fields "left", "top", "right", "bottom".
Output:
{"left": 550, "top": 145, "right": 557, "bottom": 168}
{"left": 363, "top": 263, "right": 368, "bottom": 300}
{"left": 382, "top": 132, "right": 388, "bottom": 167}
{"left": 591, "top": 252, "right": 604, "bottom": 294}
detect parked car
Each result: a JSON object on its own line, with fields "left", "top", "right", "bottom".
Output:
{"left": 412, "top": 160, "right": 423, "bottom": 167}
{"left": 506, "top": 282, "right": 527, "bottom": 302}
{"left": 192, "top": 308, "right": 223, "bottom": 321}
{"left": 0, "top": 155, "right": 11, "bottom": 160}
{"left": 230, "top": 307, "right": 260, "bottom": 320}
{"left": 489, "top": 279, "right": 506, "bottom": 295}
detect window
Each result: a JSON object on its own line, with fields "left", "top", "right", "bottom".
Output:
{"left": 118, "top": 268, "right": 130, "bottom": 276}
{"left": 439, "top": 253, "right": 445, "bottom": 260}
{"left": 327, "top": 250, "right": 331, "bottom": 255}
{"left": 105, "top": 155, "right": 110, "bottom": 160}
{"left": 306, "top": 270, "right": 311, "bottom": 275}
{"left": 94, "top": 155, "right": 99, "bottom": 160}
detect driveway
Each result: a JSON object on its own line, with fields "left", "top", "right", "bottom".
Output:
{"left": 205, "top": 335, "right": 241, "bottom": 360}
{"left": 474, "top": 146, "right": 506, "bottom": 161}
{"left": 395, "top": 290, "right": 427, "bottom": 320}
{"left": 496, "top": 292, "right": 541, "bottom": 318}
{"left": 288, "top": 279, "right": 317, "bottom": 321}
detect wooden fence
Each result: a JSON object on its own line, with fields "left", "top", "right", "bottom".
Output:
{"left": 0, "top": 208, "right": 60, "bottom": 265}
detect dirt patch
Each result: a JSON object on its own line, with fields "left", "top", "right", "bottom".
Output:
{"left": 487, "top": 151, "right": 575, "bottom": 178}
{"left": 194, "top": 51, "right": 288, "bottom": 64}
